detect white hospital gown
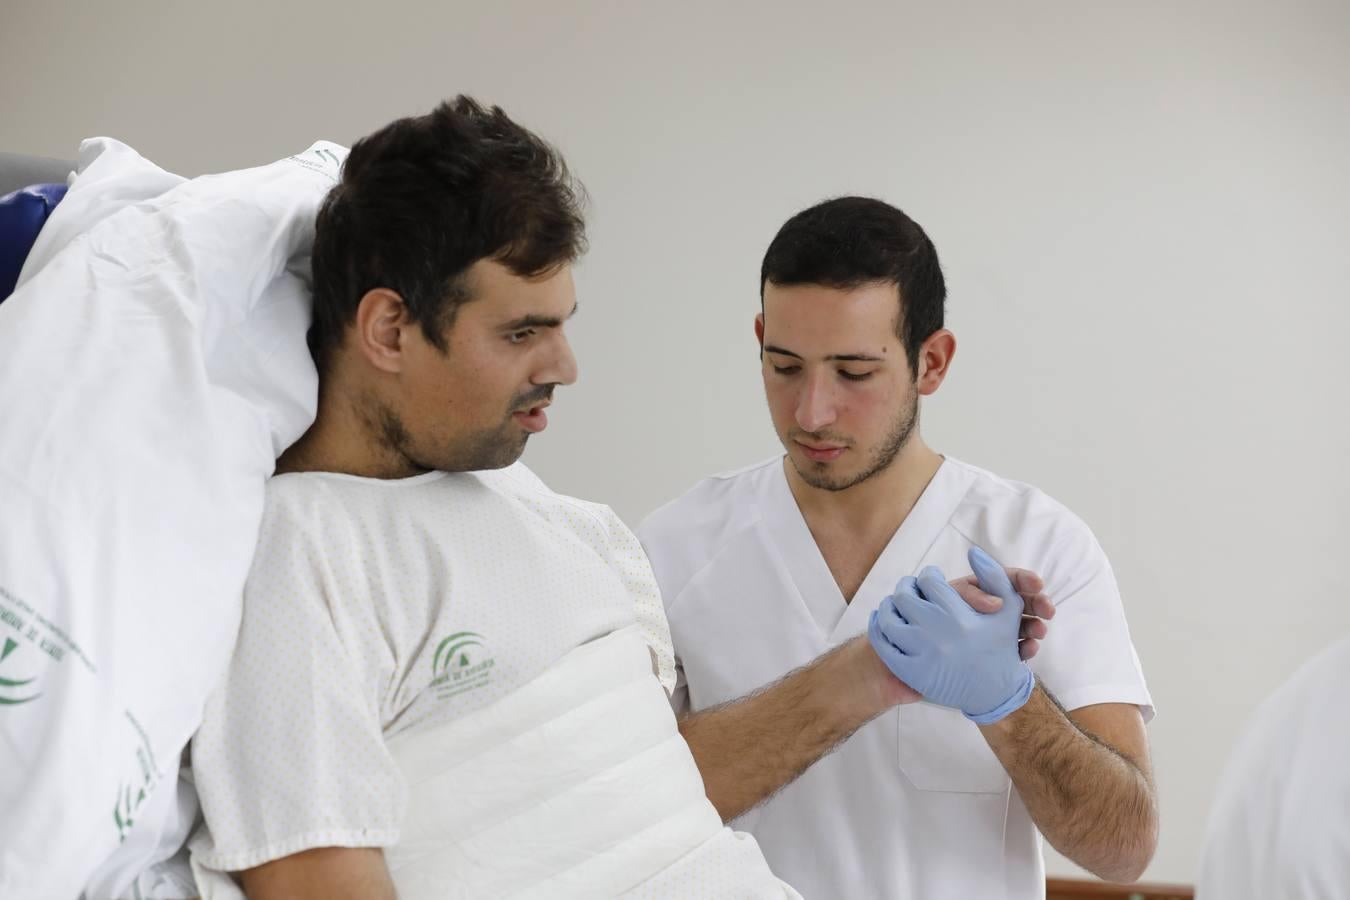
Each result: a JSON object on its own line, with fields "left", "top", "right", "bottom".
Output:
{"left": 189, "top": 463, "right": 791, "bottom": 898}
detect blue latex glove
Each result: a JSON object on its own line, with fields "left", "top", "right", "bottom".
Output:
{"left": 868, "top": 546, "right": 1035, "bottom": 724}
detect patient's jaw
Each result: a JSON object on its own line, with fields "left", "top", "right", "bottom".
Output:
{"left": 283, "top": 259, "right": 577, "bottom": 480}
{"left": 396, "top": 259, "right": 579, "bottom": 472}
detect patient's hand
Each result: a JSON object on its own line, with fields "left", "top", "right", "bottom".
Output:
{"left": 861, "top": 565, "right": 1055, "bottom": 709}
{"left": 949, "top": 566, "right": 1055, "bottom": 661}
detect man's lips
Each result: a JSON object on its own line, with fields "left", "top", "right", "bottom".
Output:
{"left": 795, "top": 440, "right": 846, "bottom": 462}
{"left": 513, "top": 402, "right": 550, "bottom": 433}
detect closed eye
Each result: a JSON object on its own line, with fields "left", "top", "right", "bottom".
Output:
{"left": 840, "top": 371, "right": 874, "bottom": 382}
{"left": 772, "top": 365, "right": 801, "bottom": 376}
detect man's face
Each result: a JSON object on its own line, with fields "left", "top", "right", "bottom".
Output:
{"left": 391, "top": 259, "right": 578, "bottom": 472}
{"left": 758, "top": 281, "right": 920, "bottom": 492}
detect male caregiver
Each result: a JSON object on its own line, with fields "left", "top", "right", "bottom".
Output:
{"left": 639, "top": 196, "right": 1158, "bottom": 898}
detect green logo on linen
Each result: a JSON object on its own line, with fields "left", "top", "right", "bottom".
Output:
{"left": 0, "top": 637, "right": 40, "bottom": 706}
{"left": 430, "top": 631, "right": 495, "bottom": 700}
{"left": 0, "top": 584, "right": 99, "bottom": 698}
{"left": 112, "top": 709, "right": 163, "bottom": 843}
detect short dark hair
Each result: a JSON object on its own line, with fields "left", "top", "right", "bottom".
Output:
{"left": 759, "top": 196, "right": 945, "bottom": 375}
{"left": 308, "top": 95, "right": 587, "bottom": 372}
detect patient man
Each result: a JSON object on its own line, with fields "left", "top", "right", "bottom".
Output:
{"left": 186, "top": 97, "right": 796, "bottom": 899}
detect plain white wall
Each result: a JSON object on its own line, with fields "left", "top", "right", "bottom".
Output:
{"left": 4, "top": 0, "right": 1348, "bottom": 885}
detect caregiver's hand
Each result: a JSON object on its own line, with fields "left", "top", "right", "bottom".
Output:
{"left": 867, "top": 547, "right": 1037, "bottom": 724}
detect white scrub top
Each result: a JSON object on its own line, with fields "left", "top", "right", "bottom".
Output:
{"left": 1197, "top": 634, "right": 1350, "bottom": 900}
{"left": 638, "top": 455, "right": 1154, "bottom": 900}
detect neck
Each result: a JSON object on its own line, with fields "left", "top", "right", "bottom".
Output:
{"left": 276, "top": 378, "right": 425, "bottom": 479}
{"left": 784, "top": 436, "right": 944, "bottom": 537}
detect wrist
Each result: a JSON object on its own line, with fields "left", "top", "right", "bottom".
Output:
{"left": 837, "top": 635, "right": 909, "bottom": 716}
{"left": 967, "top": 668, "right": 1036, "bottom": 727}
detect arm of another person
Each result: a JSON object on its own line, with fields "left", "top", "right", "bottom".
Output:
{"left": 679, "top": 569, "right": 1055, "bottom": 822}
{"left": 872, "top": 546, "right": 1157, "bottom": 883}
{"left": 981, "top": 691, "right": 1157, "bottom": 883}
{"left": 241, "top": 847, "right": 398, "bottom": 900}
{"left": 977, "top": 527, "right": 1159, "bottom": 883}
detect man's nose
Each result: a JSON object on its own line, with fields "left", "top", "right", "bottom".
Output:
{"left": 535, "top": 333, "right": 578, "bottom": 386}
{"left": 795, "top": 372, "right": 837, "bottom": 433}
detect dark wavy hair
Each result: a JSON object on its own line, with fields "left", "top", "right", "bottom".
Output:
{"left": 760, "top": 197, "right": 945, "bottom": 375}
{"left": 308, "top": 95, "right": 587, "bottom": 371}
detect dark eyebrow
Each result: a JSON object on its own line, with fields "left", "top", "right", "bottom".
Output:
{"left": 763, "top": 344, "right": 884, "bottom": 363}
{"left": 500, "top": 302, "right": 578, "bottom": 332}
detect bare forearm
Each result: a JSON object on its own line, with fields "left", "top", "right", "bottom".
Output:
{"left": 679, "top": 637, "right": 893, "bottom": 822}
{"left": 981, "top": 686, "right": 1158, "bottom": 883}
{"left": 240, "top": 847, "right": 397, "bottom": 900}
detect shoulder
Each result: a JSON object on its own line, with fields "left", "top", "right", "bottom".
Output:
{"left": 263, "top": 470, "right": 332, "bottom": 512}
{"left": 1251, "top": 636, "right": 1350, "bottom": 731}
{"left": 944, "top": 458, "right": 1108, "bottom": 588}
{"left": 251, "top": 471, "right": 438, "bottom": 592}
{"left": 254, "top": 472, "right": 343, "bottom": 552}
{"left": 259, "top": 470, "right": 423, "bottom": 541}
{"left": 482, "top": 462, "right": 628, "bottom": 543}
{"left": 245, "top": 474, "right": 351, "bottom": 602}
{"left": 636, "top": 456, "right": 778, "bottom": 600}
{"left": 1221, "top": 637, "right": 1350, "bottom": 790}
{"left": 482, "top": 461, "right": 552, "bottom": 495}
{"left": 1202, "top": 635, "right": 1350, "bottom": 888}
{"left": 480, "top": 461, "right": 585, "bottom": 511}
{"left": 638, "top": 456, "right": 777, "bottom": 548}
{"left": 947, "top": 458, "right": 1097, "bottom": 543}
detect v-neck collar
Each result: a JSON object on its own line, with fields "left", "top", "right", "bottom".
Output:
{"left": 759, "top": 456, "right": 977, "bottom": 643}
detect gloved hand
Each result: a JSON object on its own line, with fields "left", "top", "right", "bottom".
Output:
{"left": 867, "top": 546, "right": 1035, "bottom": 724}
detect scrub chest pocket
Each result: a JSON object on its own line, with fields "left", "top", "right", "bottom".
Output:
{"left": 896, "top": 701, "right": 1011, "bottom": 794}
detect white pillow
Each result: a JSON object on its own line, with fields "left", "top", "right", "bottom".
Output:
{"left": 0, "top": 138, "right": 344, "bottom": 899}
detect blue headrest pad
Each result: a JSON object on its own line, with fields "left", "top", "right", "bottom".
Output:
{"left": 0, "top": 183, "right": 68, "bottom": 303}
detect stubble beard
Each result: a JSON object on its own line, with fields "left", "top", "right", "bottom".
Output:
{"left": 375, "top": 384, "right": 553, "bottom": 474}
{"left": 789, "top": 392, "right": 919, "bottom": 492}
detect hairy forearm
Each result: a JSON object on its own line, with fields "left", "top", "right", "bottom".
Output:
{"left": 981, "top": 686, "right": 1158, "bottom": 883}
{"left": 678, "top": 637, "right": 893, "bottom": 822}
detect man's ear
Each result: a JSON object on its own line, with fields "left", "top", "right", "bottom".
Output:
{"left": 353, "top": 288, "right": 409, "bottom": 374}
{"left": 754, "top": 312, "right": 766, "bottom": 350}
{"left": 915, "top": 329, "right": 956, "bottom": 396}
